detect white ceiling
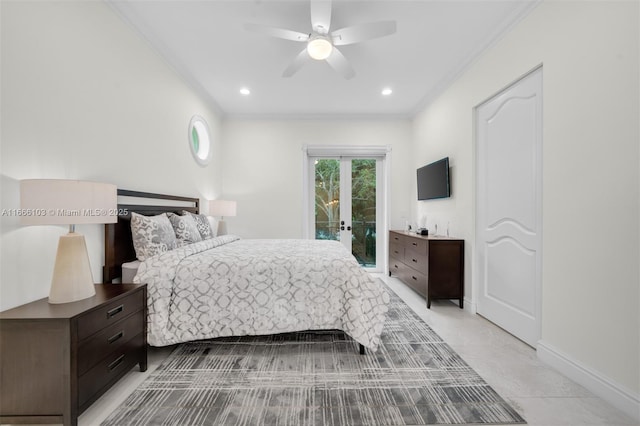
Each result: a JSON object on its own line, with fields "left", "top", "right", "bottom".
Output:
{"left": 108, "top": 0, "right": 538, "bottom": 118}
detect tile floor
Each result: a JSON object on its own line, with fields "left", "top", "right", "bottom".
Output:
{"left": 16, "top": 274, "right": 637, "bottom": 426}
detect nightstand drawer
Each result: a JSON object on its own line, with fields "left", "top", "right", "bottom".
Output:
{"left": 78, "top": 332, "right": 145, "bottom": 408}
{"left": 78, "top": 309, "right": 145, "bottom": 375}
{"left": 77, "top": 289, "right": 144, "bottom": 340}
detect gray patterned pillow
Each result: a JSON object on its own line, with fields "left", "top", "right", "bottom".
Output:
{"left": 182, "top": 211, "right": 214, "bottom": 240}
{"left": 130, "top": 212, "right": 177, "bottom": 261}
{"left": 168, "top": 213, "right": 202, "bottom": 245}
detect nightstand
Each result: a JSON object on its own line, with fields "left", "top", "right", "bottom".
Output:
{"left": 0, "top": 284, "right": 147, "bottom": 426}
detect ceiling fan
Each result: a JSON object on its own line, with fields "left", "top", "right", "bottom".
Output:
{"left": 244, "top": 0, "right": 396, "bottom": 79}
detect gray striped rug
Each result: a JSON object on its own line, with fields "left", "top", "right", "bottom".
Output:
{"left": 102, "top": 283, "right": 525, "bottom": 425}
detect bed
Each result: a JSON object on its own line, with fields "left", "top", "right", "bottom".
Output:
{"left": 104, "top": 190, "right": 390, "bottom": 353}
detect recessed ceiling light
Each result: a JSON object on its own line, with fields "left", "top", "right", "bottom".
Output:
{"left": 381, "top": 88, "right": 393, "bottom": 96}
{"left": 240, "top": 87, "right": 251, "bottom": 96}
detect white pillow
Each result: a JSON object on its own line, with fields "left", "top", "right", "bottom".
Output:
{"left": 168, "top": 213, "right": 202, "bottom": 245}
{"left": 182, "top": 210, "right": 215, "bottom": 239}
{"left": 130, "top": 212, "right": 177, "bottom": 261}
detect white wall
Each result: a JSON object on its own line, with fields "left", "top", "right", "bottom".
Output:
{"left": 412, "top": 0, "right": 639, "bottom": 414}
{"left": 221, "top": 119, "right": 413, "bottom": 239}
{"left": 0, "top": 1, "right": 223, "bottom": 310}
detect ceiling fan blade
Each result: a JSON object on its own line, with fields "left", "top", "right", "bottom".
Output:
{"left": 282, "top": 48, "right": 310, "bottom": 77}
{"left": 244, "top": 23, "right": 309, "bottom": 42}
{"left": 325, "top": 47, "right": 355, "bottom": 80}
{"left": 332, "top": 20, "right": 397, "bottom": 46}
{"left": 310, "top": 0, "right": 332, "bottom": 34}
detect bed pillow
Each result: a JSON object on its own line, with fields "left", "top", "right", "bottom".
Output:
{"left": 130, "top": 212, "right": 177, "bottom": 261}
{"left": 168, "top": 212, "right": 203, "bottom": 245}
{"left": 121, "top": 260, "right": 141, "bottom": 284}
{"left": 182, "top": 211, "right": 214, "bottom": 240}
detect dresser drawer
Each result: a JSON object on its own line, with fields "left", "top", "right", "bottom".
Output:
{"left": 77, "top": 289, "right": 144, "bottom": 340}
{"left": 389, "top": 232, "right": 404, "bottom": 245}
{"left": 78, "top": 309, "right": 145, "bottom": 375}
{"left": 389, "top": 242, "right": 404, "bottom": 260}
{"left": 404, "top": 247, "right": 428, "bottom": 275}
{"left": 402, "top": 268, "right": 427, "bottom": 297}
{"left": 390, "top": 259, "right": 427, "bottom": 297}
{"left": 78, "top": 332, "right": 145, "bottom": 408}
{"left": 404, "top": 236, "right": 427, "bottom": 254}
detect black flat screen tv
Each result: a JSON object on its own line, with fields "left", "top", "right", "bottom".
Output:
{"left": 417, "top": 157, "right": 450, "bottom": 200}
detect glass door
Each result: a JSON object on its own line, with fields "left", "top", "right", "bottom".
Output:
{"left": 313, "top": 157, "right": 380, "bottom": 269}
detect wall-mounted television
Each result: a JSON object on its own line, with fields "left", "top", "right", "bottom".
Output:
{"left": 417, "top": 157, "right": 450, "bottom": 200}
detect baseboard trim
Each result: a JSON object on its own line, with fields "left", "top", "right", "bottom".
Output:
{"left": 463, "top": 296, "right": 476, "bottom": 314}
{"left": 537, "top": 340, "right": 640, "bottom": 421}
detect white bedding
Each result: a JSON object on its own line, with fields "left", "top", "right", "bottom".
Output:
{"left": 134, "top": 235, "right": 390, "bottom": 351}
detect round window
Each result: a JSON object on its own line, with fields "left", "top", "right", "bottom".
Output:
{"left": 188, "top": 115, "right": 211, "bottom": 166}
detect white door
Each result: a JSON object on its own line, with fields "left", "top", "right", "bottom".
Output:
{"left": 303, "top": 146, "right": 389, "bottom": 273}
{"left": 475, "top": 68, "right": 542, "bottom": 347}
{"left": 311, "top": 157, "right": 381, "bottom": 269}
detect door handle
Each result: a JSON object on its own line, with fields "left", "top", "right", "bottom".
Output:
{"left": 339, "top": 220, "right": 351, "bottom": 231}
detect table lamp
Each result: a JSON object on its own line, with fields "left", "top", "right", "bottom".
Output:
{"left": 20, "top": 179, "right": 117, "bottom": 304}
{"left": 209, "top": 199, "right": 236, "bottom": 236}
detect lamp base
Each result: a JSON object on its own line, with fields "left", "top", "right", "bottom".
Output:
{"left": 49, "top": 232, "right": 96, "bottom": 304}
{"left": 217, "top": 220, "right": 228, "bottom": 236}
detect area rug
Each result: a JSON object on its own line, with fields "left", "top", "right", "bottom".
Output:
{"left": 102, "top": 282, "right": 525, "bottom": 425}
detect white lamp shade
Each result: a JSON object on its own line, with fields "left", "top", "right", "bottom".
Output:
{"left": 209, "top": 200, "right": 237, "bottom": 218}
{"left": 20, "top": 179, "right": 117, "bottom": 226}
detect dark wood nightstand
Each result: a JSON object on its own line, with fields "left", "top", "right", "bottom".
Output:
{"left": 0, "top": 284, "right": 147, "bottom": 426}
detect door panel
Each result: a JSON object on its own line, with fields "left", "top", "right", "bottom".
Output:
{"left": 350, "top": 159, "right": 377, "bottom": 267}
{"left": 312, "top": 157, "right": 379, "bottom": 269}
{"left": 314, "top": 159, "right": 341, "bottom": 242}
{"left": 476, "top": 68, "right": 542, "bottom": 347}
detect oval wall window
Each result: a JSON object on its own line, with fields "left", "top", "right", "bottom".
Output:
{"left": 188, "top": 115, "right": 211, "bottom": 166}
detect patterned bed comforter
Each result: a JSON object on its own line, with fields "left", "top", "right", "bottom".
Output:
{"left": 134, "top": 235, "right": 390, "bottom": 351}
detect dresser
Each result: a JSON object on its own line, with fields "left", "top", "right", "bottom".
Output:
{"left": 0, "top": 284, "right": 147, "bottom": 426}
{"left": 389, "top": 230, "right": 464, "bottom": 308}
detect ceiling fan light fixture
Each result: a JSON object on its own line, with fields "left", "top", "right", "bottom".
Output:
{"left": 307, "top": 37, "right": 333, "bottom": 60}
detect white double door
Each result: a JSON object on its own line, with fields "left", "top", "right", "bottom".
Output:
{"left": 475, "top": 68, "right": 543, "bottom": 347}
{"left": 304, "top": 147, "right": 386, "bottom": 272}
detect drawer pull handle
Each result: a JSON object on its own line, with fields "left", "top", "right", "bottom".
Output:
{"left": 108, "top": 354, "right": 125, "bottom": 371}
{"left": 412, "top": 242, "right": 418, "bottom": 246}
{"left": 107, "top": 304, "right": 124, "bottom": 319}
{"left": 412, "top": 258, "right": 418, "bottom": 263}
{"left": 412, "top": 276, "right": 418, "bottom": 281}
{"left": 108, "top": 330, "right": 124, "bottom": 344}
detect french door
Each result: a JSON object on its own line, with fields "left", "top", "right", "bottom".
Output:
{"left": 304, "top": 147, "right": 387, "bottom": 272}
